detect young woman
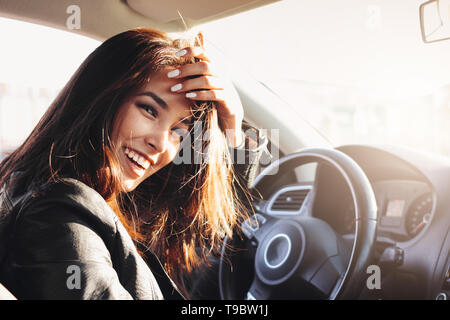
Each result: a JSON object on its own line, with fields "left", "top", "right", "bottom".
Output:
{"left": 0, "top": 28, "right": 267, "bottom": 299}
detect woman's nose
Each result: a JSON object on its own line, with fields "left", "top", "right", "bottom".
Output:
{"left": 146, "top": 130, "right": 170, "bottom": 154}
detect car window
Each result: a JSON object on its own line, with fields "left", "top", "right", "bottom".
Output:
{"left": 0, "top": 17, "right": 100, "bottom": 159}
{"left": 202, "top": 0, "right": 450, "bottom": 157}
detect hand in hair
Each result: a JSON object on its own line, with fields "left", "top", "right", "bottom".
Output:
{"left": 166, "top": 46, "right": 244, "bottom": 148}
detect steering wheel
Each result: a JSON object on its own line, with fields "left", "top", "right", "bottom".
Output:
{"left": 219, "top": 148, "right": 378, "bottom": 300}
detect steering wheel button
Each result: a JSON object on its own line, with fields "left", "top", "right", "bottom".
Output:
{"left": 264, "top": 234, "right": 292, "bottom": 269}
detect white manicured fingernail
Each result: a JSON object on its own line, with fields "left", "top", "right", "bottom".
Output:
{"left": 167, "top": 69, "right": 180, "bottom": 78}
{"left": 171, "top": 83, "right": 183, "bottom": 92}
{"left": 186, "top": 92, "right": 197, "bottom": 98}
{"left": 175, "top": 49, "right": 187, "bottom": 57}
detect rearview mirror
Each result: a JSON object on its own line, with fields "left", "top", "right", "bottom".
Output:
{"left": 420, "top": 0, "right": 450, "bottom": 43}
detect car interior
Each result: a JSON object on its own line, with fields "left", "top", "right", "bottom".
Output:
{"left": 0, "top": 0, "right": 449, "bottom": 300}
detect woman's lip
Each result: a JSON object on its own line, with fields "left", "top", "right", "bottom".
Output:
{"left": 122, "top": 148, "right": 146, "bottom": 178}
{"left": 123, "top": 146, "right": 154, "bottom": 166}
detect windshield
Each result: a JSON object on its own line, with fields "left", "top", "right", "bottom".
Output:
{"left": 202, "top": 0, "right": 450, "bottom": 156}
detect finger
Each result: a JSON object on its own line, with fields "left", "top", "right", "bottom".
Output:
{"left": 184, "top": 90, "right": 226, "bottom": 102}
{"left": 167, "top": 60, "right": 215, "bottom": 79}
{"left": 175, "top": 46, "right": 210, "bottom": 62}
{"left": 170, "top": 76, "right": 224, "bottom": 93}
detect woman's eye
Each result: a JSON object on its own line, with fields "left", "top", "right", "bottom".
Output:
{"left": 138, "top": 103, "right": 158, "bottom": 117}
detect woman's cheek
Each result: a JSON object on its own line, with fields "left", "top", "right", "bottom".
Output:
{"left": 124, "top": 112, "right": 149, "bottom": 138}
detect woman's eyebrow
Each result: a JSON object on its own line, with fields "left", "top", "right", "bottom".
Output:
{"left": 138, "top": 91, "right": 169, "bottom": 110}
{"left": 137, "top": 91, "right": 192, "bottom": 125}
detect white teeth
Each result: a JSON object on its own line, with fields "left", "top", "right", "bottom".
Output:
{"left": 136, "top": 156, "right": 150, "bottom": 169}
{"left": 137, "top": 156, "right": 145, "bottom": 167}
{"left": 124, "top": 147, "right": 151, "bottom": 170}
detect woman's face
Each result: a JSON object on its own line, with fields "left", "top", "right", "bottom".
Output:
{"left": 112, "top": 68, "right": 193, "bottom": 192}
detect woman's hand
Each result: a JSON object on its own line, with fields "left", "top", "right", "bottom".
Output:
{"left": 167, "top": 46, "right": 244, "bottom": 148}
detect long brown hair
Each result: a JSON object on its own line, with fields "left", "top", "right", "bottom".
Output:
{"left": 0, "top": 28, "right": 250, "bottom": 295}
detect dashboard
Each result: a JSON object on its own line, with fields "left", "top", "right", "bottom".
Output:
{"left": 337, "top": 180, "right": 433, "bottom": 240}
{"left": 372, "top": 180, "right": 433, "bottom": 240}
{"left": 254, "top": 144, "right": 450, "bottom": 299}
{"left": 258, "top": 180, "right": 434, "bottom": 241}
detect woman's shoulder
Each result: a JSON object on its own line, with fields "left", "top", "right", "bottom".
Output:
{"left": 1, "top": 176, "right": 162, "bottom": 300}
{"left": 9, "top": 176, "right": 119, "bottom": 236}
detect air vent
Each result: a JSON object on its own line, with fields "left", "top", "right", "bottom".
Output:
{"left": 268, "top": 186, "right": 311, "bottom": 215}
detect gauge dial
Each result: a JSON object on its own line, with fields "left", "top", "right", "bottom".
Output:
{"left": 405, "top": 193, "right": 433, "bottom": 237}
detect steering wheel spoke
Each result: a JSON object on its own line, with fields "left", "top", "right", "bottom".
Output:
{"left": 246, "top": 277, "right": 272, "bottom": 300}
{"left": 241, "top": 213, "right": 270, "bottom": 242}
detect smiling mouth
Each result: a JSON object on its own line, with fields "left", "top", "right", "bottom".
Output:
{"left": 122, "top": 147, "right": 152, "bottom": 176}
